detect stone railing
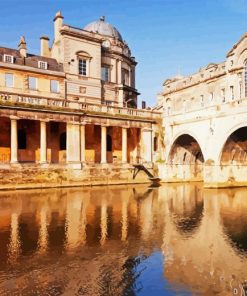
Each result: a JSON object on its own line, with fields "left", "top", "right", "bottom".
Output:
{"left": 0, "top": 92, "right": 161, "bottom": 120}
{"left": 163, "top": 97, "right": 247, "bottom": 122}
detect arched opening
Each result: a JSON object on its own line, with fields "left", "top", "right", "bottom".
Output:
{"left": 17, "top": 120, "right": 39, "bottom": 163}
{"left": 59, "top": 132, "right": 66, "bottom": 150}
{"left": 168, "top": 134, "right": 204, "bottom": 181}
{"left": 18, "top": 129, "right": 26, "bottom": 150}
{"left": 107, "top": 134, "right": 112, "bottom": 152}
{"left": 221, "top": 127, "right": 247, "bottom": 165}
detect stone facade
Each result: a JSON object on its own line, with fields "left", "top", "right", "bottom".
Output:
{"left": 0, "top": 11, "right": 161, "bottom": 189}
{"left": 158, "top": 31, "right": 247, "bottom": 187}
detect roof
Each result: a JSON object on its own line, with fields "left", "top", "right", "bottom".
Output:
{"left": 83, "top": 16, "right": 123, "bottom": 42}
{"left": 0, "top": 47, "right": 63, "bottom": 72}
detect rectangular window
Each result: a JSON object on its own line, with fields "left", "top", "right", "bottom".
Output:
{"left": 50, "top": 80, "right": 59, "bottom": 93}
{"left": 221, "top": 88, "right": 225, "bottom": 102}
{"left": 122, "top": 69, "right": 129, "bottom": 85}
{"left": 79, "top": 59, "right": 87, "bottom": 76}
{"left": 230, "top": 86, "right": 234, "bottom": 100}
{"left": 5, "top": 73, "right": 13, "bottom": 87}
{"left": 101, "top": 66, "right": 110, "bottom": 82}
{"left": 38, "top": 61, "right": 48, "bottom": 70}
{"left": 28, "top": 76, "right": 37, "bottom": 90}
{"left": 3, "top": 54, "right": 14, "bottom": 63}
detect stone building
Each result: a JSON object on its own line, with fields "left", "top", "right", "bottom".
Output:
{"left": 0, "top": 12, "right": 160, "bottom": 189}
{"left": 158, "top": 31, "right": 247, "bottom": 187}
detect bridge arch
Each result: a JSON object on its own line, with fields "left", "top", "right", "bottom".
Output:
{"left": 167, "top": 133, "right": 205, "bottom": 181}
{"left": 219, "top": 123, "right": 247, "bottom": 165}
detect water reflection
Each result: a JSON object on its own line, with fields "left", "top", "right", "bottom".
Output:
{"left": 0, "top": 184, "right": 246, "bottom": 295}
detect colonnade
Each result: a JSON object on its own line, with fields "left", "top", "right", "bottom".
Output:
{"left": 8, "top": 117, "right": 153, "bottom": 165}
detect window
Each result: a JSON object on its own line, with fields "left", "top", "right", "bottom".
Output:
{"left": 38, "top": 61, "right": 48, "bottom": 70}
{"left": 221, "top": 88, "right": 225, "bottom": 103}
{"left": 5, "top": 73, "right": 13, "bottom": 87}
{"left": 28, "top": 76, "right": 37, "bottom": 90}
{"left": 230, "top": 86, "right": 234, "bottom": 100}
{"left": 101, "top": 66, "right": 110, "bottom": 82}
{"left": 3, "top": 54, "right": 14, "bottom": 63}
{"left": 79, "top": 59, "right": 87, "bottom": 76}
{"left": 122, "top": 69, "right": 129, "bottom": 85}
{"left": 50, "top": 80, "right": 59, "bottom": 93}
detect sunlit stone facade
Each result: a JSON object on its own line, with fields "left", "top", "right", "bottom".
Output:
{"left": 158, "top": 31, "right": 247, "bottom": 187}
{"left": 0, "top": 11, "right": 161, "bottom": 187}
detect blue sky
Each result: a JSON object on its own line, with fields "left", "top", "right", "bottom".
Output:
{"left": 1, "top": 0, "right": 247, "bottom": 106}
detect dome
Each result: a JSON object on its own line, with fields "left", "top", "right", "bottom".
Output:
{"left": 84, "top": 16, "right": 123, "bottom": 42}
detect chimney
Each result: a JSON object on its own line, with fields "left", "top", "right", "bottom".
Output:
{"left": 40, "top": 36, "right": 50, "bottom": 57}
{"left": 53, "top": 10, "right": 64, "bottom": 42}
{"left": 18, "top": 36, "right": 27, "bottom": 57}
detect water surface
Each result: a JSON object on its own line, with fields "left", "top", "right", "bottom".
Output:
{"left": 0, "top": 184, "right": 246, "bottom": 295}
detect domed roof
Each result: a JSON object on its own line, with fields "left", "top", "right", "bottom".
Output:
{"left": 84, "top": 16, "right": 123, "bottom": 41}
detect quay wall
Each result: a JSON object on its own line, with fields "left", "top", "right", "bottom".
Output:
{"left": 0, "top": 166, "right": 155, "bottom": 190}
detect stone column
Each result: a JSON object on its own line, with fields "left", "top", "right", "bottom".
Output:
{"left": 117, "top": 59, "right": 122, "bottom": 84}
{"left": 122, "top": 127, "right": 127, "bottom": 163}
{"left": 141, "top": 127, "right": 152, "bottom": 163}
{"left": 101, "top": 125, "right": 107, "bottom": 164}
{"left": 80, "top": 124, "right": 86, "bottom": 163}
{"left": 66, "top": 122, "right": 81, "bottom": 169}
{"left": 10, "top": 117, "right": 18, "bottom": 164}
{"left": 40, "top": 121, "right": 47, "bottom": 164}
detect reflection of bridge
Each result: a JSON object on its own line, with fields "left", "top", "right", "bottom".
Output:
{"left": 160, "top": 185, "right": 247, "bottom": 295}
{"left": 0, "top": 185, "right": 247, "bottom": 294}
{"left": 158, "top": 31, "right": 247, "bottom": 188}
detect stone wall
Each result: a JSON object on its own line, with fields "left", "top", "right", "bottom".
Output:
{"left": 0, "top": 166, "right": 154, "bottom": 190}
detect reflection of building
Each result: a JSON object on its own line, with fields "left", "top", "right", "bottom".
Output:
{"left": 0, "top": 12, "right": 160, "bottom": 188}
{"left": 158, "top": 31, "right": 247, "bottom": 187}
{"left": 0, "top": 185, "right": 247, "bottom": 294}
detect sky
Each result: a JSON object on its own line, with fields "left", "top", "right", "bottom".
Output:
{"left": 1, "top": 0, "right": 247, "bottom": 106}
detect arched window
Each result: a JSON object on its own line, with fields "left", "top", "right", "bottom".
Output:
{"left": 166, "top": 98, "right": 172, "bottom": 115}
{"left": 60, "top": 132, "right": 66, "bottom": 150}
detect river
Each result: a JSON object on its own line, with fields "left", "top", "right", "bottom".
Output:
{"left": 0, "top": 184, "right": 246, "bottom": 295}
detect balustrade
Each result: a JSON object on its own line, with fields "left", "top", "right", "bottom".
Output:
{"left": 0, "top": 92, "right": 160, "bottom": 120}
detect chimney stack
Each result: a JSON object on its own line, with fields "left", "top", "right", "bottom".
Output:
{"left": 18, "top": 36, "right": 27, "bottom": 57}
{"left": 53, "top": 10, "right": 64, "bottom": 42}
{"left": 40, "top": 36, "right": 50, "bottom": 57}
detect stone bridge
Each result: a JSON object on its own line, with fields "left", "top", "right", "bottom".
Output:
{"left": 159, "top": 98, "right": 247, "bottom": 187}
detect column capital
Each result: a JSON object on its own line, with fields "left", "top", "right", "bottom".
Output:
{"left": 10, "top": 116, "right": 19, "bottom": 121}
